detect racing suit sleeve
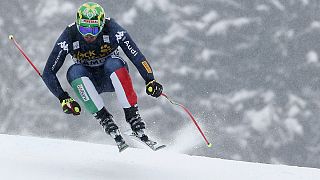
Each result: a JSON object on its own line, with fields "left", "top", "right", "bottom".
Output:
{"left": 110, "top": 19, "right": 155, "bottom": 83}
{"left": 42, "top": 28, "right": 71, "bottom": 99}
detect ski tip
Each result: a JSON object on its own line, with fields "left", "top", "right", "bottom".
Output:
{"left": 8, "top": 35, "right": 14, "bottom": 40}
{"left": 207, "top": 143, "right": 212, "bottom": 148}
{"left": 118, "top": 144, "right": 129, "bottom": 153}
{"left": 154, "top": 145, "right": 166, "bottom": 151}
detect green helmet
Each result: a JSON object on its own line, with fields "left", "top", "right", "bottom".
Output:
{"left": 76, "top": 2, "right": 105, "bottom": 36}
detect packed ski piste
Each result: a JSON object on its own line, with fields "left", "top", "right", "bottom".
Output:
{"left": 9, "top": 2, "right": 211, "bottom": 152}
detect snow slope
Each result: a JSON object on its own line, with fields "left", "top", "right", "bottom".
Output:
{"left": 0, "top": 134, "right": 319, "bottom": 180}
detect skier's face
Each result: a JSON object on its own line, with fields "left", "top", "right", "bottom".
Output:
{"left": 83, "top": 35, "right": 97, "bottom": 43}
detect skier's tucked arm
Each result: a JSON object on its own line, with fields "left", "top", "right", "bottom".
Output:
{"left": 42, "top": 29, "right": 70, "bottom": 98}
{"left": 111, "top": 19, "right": 163, "bottom": 97}
{"left": 42, "top": 28, "right": 81, "bottom": 115}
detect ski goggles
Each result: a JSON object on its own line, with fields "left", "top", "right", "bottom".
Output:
{"left": 77, "top": 25, "right": 101, "bottom": 36}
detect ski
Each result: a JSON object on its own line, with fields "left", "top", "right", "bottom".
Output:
{"left": 125, "top": 131, "right": 166, "bottom": 151}
{"left": 116, "top": 141, "right": 129, "bottom": 152}
{"left": 110, "top": 130, "right": 129, "bottom": 152}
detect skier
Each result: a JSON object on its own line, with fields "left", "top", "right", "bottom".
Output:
{"left": 42, "top": 2, "right": 163, "bottom": 151}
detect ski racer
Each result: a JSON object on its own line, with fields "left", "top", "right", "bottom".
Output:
{"left": 42, "top": 2, "right": 163, "bottom": 151}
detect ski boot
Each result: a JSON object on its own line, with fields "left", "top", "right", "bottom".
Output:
{"left": 124, "top": 105, "right": 147, "bottom": 139}
{"left": 124, "top": 105, "right": 166, "bottom": 151}
{"left": 95, "top": 107, "right": 128, "bottom": 152}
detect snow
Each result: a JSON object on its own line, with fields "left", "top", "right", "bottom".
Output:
{"left": 306, "top": 50, "right": 319, "bottom": 64}
{"left": 120, "top": 7, "right": 138, "bottom": 25}
{"left": 228, "top": 89, "right": 258, "bottom": 104}
{"left": 256, "top": 4, "right": 270, "bottom": 12}
{"left": 204, "top": 69, "right": 218, "bottom": 79}
{"left": 300, "top": 0, "right": 310, "bottom": 6}
{"left": 168, "top": 123, "right": 203, "bottom": 153}
{"left": 270, "top": 0, "right": 285, "bottom": 11}
{"left": 207, "top": 17, "right": 254, "bottom": 36}
{"left": 0, "top": 134, "right": 319, "bottom": 180}
{"left": 135, "top": 0, "right": 175, "bottom": 13}
{"left": 199, "top": 49, "right": 219, "bottom": 62}
{"left": 160, "top": 23, "right": 188, "bottom": 44}
{"left": 202, "top": 11, "right": 219, "bottom": 23}
{"left": 245, "top": 106, "right": 273, "bottom": 132}
{"left": 135, "top": 0, "right": 155, "bottom": 12}
{"left": 35, "top": 1, "right": 74, "bottom": 26}
{"left": 310, "top": 21, "right": 320, "bottom": 29}
{"left": 284, "top": 118, "right": 303, "bottom": 136}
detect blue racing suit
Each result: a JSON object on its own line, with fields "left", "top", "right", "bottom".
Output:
{"left": 42, "top": 18, "right": 155, "bottom": 99}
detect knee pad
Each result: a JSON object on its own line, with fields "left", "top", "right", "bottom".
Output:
{"left": 71, "top": 77, "right": 104, "bottom": 114}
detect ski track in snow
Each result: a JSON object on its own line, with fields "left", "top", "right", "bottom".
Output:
{"left": 0, "top": 134, "right": 320, "bottom": 180}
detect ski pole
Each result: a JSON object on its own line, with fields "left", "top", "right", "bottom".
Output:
{"left": 161, "top": 93, "right": 212, "bottom": 147}
{"left": 8, "top": 35, "right": 42, "bottom": 77}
